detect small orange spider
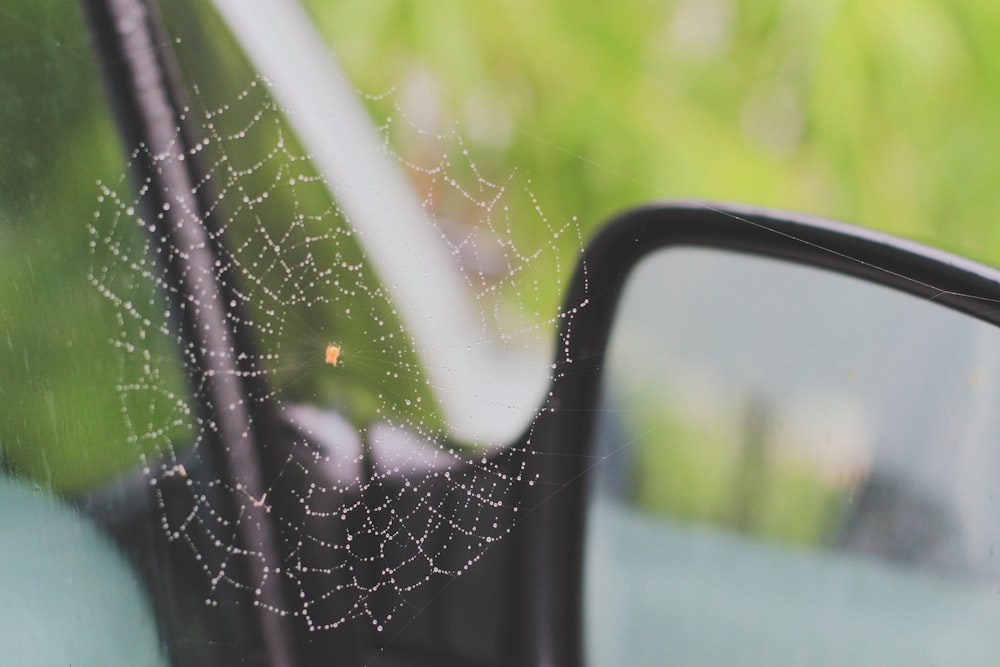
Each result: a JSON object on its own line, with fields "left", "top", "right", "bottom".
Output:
{"left": 325, "top": 343, "right": 342, "bottom": 366}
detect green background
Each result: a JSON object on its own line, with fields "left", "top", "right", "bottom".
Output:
{"left": 3, "top": 0, "right": 1000, "bottom": 494}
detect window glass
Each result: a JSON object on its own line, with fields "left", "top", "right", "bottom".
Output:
{"left": 0, "top": 1, "right": 173, "bottom": 662}
{"left": 0, "top": 1, "right": 155, "bottom": 492}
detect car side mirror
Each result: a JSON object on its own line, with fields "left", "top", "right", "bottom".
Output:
{"left": 513, "top": 202, "right": 1000, "bottom": 666}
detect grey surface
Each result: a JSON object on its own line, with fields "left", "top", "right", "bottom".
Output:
{"left": 586, "top": 497, "right": 1000, "bottom": 667}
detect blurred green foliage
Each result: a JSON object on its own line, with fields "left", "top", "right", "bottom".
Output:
{"left": 307, "top": 0, "right": 1000, "bottom": 266}
{"left": 5, "top": 0, "right": 1000, "bottom": 497}
{"left": 627, "top": 397, "right": 840, "bottom": 546}
{"left": 0, "top": 1, "right": 136, "bottom": 493}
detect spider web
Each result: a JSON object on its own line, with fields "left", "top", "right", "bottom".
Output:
{"left": 87, "top": 76, "right": 584, "bottom": 633}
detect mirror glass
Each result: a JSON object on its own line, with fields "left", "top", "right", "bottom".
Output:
{"left": 586, "top": 247, "right": 1000, "bottom": 666}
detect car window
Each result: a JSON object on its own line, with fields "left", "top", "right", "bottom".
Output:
{"left": 0, "top": 1, "right": 141, "bottom": 493}
{"left": 0, "top": 1, "right": 171, "bottom": 661}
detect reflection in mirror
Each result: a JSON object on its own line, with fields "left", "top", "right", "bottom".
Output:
{"left": 586, "top": 248, "right": 1000, "bottom": 666}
